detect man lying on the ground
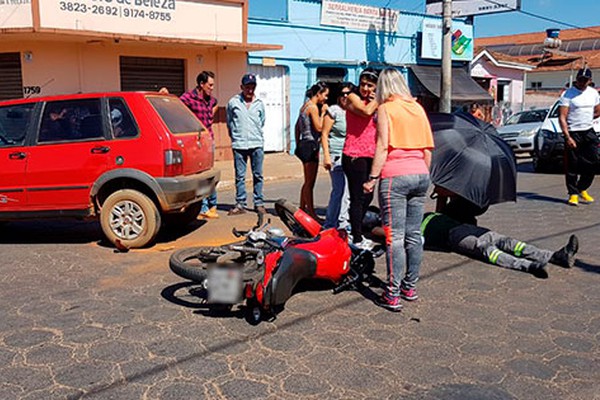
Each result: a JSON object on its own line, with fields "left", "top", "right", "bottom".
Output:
{"left": 420, "top": 212, "right": 579, "bottom": 279}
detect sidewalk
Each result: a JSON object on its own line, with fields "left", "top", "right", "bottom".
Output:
{"left": 214, "top": 152, "right": 303, "bottom": 190}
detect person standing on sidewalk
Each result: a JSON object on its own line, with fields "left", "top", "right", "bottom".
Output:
{"left": 295, "top": 81, "right": 329, "bottom": 221}
{"left": 558, "top": 67, "right": 600, "bottom": 206}
{"left": 363, "top": 68, "right": 434, "bottom": 311}
{"left": 226, "top": 73, "right": 266, "bottom": 215}
{"left": 180, "top": 71, "right": 220, "bottom": 218}
{"left": 343, "top": 68, "right": 379, "bottom": 250}
{"left": 321, "top": 82, "right": 354, "bottom": 230}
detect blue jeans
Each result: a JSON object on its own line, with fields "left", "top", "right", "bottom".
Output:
{"left": 379, "top": 174, "right": 430, "bottom": 295}
{"left": 324, "top": 157, "right": 350, "bottom": 230}
{"left": 200, "top": 191, "right": 217, "bottom": 213}
{"left": 233, "top": 147, "right": 264, "bottom": 208}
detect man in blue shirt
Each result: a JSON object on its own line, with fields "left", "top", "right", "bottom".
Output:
{"left": 226, "top": 74, "right": 266, "bottom": 215}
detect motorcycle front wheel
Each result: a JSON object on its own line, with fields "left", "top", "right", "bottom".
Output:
{"left": 169, "top": 246, "right": 261, "bottom": 284}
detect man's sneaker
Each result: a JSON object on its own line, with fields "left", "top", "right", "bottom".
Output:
{"left": 400, "top": 287, "right": 418, "bottom": 301}
{"left": 200, "top": 207, "right": 219, "bottom": 219}
{"left": 528, "top": 261, "right": 549, "bottom": 279}
{"left": 375, "top": 292, "right": 402, "bottom": 312}
{"left": 567, "top": 194, "right": 579, "bottom": 206}
{"left": 580, "top": 190, "right": 594, "bottom": 203}
{"left": 228, "top": 205, "right": 247, "bottom": 216}
{"left": 354, "top": 238, "right": 376, "bottom": 251}
{"left": 550, "top": 234, "right": 579, "bottom": 268}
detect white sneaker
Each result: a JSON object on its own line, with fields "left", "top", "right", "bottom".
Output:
{"left": 355, "top": 238, "right": 376, "bottom": 251}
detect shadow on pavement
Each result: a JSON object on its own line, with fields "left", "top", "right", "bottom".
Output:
{"left": 0, "top": 218, "right": 208, "bottom": 247}
{"left": 575, "top": 259, "right": 600, "bottom": 274}
{"left": 517, "top": 191, "right": 565, "bottom": 204}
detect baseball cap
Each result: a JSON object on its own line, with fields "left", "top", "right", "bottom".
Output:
{"left": 241, "top": 73, "right": 257, "bottom": 86}
{"left": 576, "top": 68, "right": 592, "bottom": 80}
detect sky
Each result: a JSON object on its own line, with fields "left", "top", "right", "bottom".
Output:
{"left": 250, "top": 0, "right": 600, "bottom": 38}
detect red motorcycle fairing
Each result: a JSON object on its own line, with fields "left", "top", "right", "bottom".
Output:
{"left": 253, "top": 227, "right": 352, "bottom": 311}
{"left": 262, "top": 247, "right": 318, "bottom": 308}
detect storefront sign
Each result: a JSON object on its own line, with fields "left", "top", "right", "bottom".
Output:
{"left": 321, "top": 0, "right": 399, "bottom": 33}
{"left": 426, "top": 0, "right": 520, "bottom": 17}
{"left": 0, "top": 0, "right": 33, "bottom": 29}
{"left": 37, "top": 0, "right": 242, "bottom": 42}
{"left": 421, "top": 19, "right": 474, "bottom": 61}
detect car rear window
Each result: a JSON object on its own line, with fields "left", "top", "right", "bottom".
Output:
{"left": 0, "top": 103, "right": 35, "bottom": 147}
{"left": 147, "top": 96, "right": 205, "bottom": 135}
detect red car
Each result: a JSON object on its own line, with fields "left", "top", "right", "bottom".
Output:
{"left": 0, "top": 92, "right": 219, "bottom": 248}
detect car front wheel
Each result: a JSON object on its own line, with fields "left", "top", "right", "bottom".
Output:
{"left": 100, "top": 189, "right": 161, "bottom": 249}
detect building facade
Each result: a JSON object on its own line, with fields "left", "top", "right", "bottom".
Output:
{"left": 0, "top": 0, "right": 278, "bottom": 160}
{"left": 247, "top": 0, "right": 488, "bottom": 152}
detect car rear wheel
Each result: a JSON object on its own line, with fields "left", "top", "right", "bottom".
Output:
{"left": 100, "top": 189, "right": 161, "bottom": 249}
{"left": 532, "top": 153, "right": 551, "bottom": 173}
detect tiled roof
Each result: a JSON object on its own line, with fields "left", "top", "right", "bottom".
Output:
{"left": 475, "top": 26, "right": 600, "bottom": 47}
{"left": 474, "top": 26, "right": 600, "bottom": 72}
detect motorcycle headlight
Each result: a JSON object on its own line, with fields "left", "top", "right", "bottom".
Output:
{"left": 519, "top": 128, "right": 538, "bottom": 137}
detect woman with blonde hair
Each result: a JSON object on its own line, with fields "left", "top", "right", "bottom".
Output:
{"left": 363, "top": 68, "right": 434, "bottom": 311}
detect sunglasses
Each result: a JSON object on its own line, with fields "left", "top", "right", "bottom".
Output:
{"left": 341, "top": 92, "right": 351, "bottom": 96}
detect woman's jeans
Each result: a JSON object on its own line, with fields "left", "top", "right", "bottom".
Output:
{"left": 342, "top": 155, "right": 374, "bottom": 242}
{"left": 379, "top": 174, "right": 430, "bottom": 295}
{"left": 324, "top": 156, "right": 350, "bottom": 230}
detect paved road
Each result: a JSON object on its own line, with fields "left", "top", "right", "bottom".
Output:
{"left": 1, "top": 161, "right": 599, "bottom": 399}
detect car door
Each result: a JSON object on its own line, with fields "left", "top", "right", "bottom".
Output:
{"left": 0, "top": 103, "right": 36, "bottom": 211}
{"left": 25, "top": 98, "right": 111, "bottom": 210}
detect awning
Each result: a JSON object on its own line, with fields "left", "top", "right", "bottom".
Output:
{"left": 410, "top": 65, "right": 492, "bottom": 102}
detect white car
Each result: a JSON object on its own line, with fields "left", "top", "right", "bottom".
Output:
{"left": 496, "top": 109, "right": 548, "bottom": 155}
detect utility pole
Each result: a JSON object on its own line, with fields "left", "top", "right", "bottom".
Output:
{"left": 440, "top": 0, "right": 452, "bottom": 113}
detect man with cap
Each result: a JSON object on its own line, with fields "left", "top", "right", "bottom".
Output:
{"left": 558, "top": 67, "right": 600, "bottom": 206}
{"left": 226, "top": 73, "right": 267, "bottom": 215}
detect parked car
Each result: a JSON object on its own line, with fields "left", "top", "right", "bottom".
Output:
{"left": 496, "top": 108, "right": 549, "bottom": 155}
{"left": 0, "top": 92, "right": 220, "bottom": 248}
{"left": 532, "top": 99, "right": 600, "bottom": 172}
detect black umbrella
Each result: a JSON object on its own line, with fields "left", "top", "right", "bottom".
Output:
{"left": 429, "top": 112, "right": 517, "bottom": 208}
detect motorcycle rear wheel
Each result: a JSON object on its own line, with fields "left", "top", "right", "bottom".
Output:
{"left": 169, "top": 246, "right": 261, "bottom": 283}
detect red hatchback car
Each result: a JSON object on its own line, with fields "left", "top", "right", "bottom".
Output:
{"left": 0, "top": 92, "right": 219, "bottom": 248}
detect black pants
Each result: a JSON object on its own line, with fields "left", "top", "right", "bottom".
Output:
{"left": 342, "top": 155, "right": 373, "bottom": 242}
{"left": 565, "top": 128, "right": 599, "bottom": 195}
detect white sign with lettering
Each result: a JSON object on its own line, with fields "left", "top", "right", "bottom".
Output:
{"left": 426, "top": 0, "right": 521, "bottom": 17}
{"left": 38, "top": 0, "right": 242, "bottom": 42}
{"left": 0, "top": 0, "right": 33, "bottom": 29}
{"left": 321, "top": 0, "right": 399, "bottom": 33}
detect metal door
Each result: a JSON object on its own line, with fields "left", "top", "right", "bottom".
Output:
{"left": 248, "top": 65, "right": 288, "bottom": 152}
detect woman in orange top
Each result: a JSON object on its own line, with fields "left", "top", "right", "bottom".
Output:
{"left": 363, "top": 68, "right": 434, "bottom": 312}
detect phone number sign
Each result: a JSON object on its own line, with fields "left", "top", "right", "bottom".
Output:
{"left": 39, "top": 0, "right": 242, "bottom": 42}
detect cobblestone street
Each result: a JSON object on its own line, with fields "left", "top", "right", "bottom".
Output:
{"left": 0, "top": 160, "right": 599, "bottom": 400}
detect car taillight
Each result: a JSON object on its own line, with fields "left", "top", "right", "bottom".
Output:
{"left": 164, "top": 150, "right": 183, "bottom": 176}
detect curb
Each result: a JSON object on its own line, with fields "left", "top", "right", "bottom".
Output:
{"left": 216, "top": 173, "right": 304, "bottom": 191}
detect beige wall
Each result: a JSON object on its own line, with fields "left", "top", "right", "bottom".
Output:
{"left": 0, "top": 38, "right": 247, "bottom": 160}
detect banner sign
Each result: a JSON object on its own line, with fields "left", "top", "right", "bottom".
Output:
{"left": 36, "top": 0, "right": 242, "bottom": 42}
{"left": 426, "top": 0, "right": 521, "bottom": 17}
{"left": 0, "top": 0, "right": 33, "bottom": 29}
{"left": 321, "top": 0, "right": 399, "bottom": 33}
{"left": 421, "top": 19, "right": 474, "bottom": 61}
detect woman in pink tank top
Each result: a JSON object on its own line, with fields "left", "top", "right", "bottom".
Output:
{"left": 342, "top": 68, "right": 379, "bottom": 249}
{"left": 363, "top": 68, "right": 434, "bottom": 312}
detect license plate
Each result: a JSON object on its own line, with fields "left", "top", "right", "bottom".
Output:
{"left": 207, "top": 267, "right": 242, "bottom": 304}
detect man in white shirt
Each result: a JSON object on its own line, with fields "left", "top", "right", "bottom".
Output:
{"left": 558, "top": 67, "right": 600, "bottom": 206}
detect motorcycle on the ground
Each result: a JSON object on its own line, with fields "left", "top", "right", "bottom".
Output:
{"left": 169, "top": 199, "right": 381, "bottom": 323}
